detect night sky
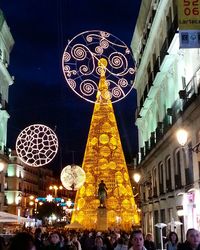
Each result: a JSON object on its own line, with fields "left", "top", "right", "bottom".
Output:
{"left": 1, "top": 0, "right": 141, "bottom": 174}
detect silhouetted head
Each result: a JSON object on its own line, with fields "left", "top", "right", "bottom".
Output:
{"left": 8, "top": 232, "right": 36, "bottom": 250}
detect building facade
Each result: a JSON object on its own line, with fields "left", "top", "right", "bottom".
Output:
{"left": 4, "top": 152, "right": 65, "bottom": 218}
{"left": 0, "top": 10, "right": 69, "bottom": 221}
{"left": 0, "top": 9, "right": 14, "bottom": 211}
{"left": 131, "top": 0, "right": 200, "bottom": 244}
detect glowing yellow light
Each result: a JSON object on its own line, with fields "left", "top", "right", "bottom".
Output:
{"left": 71, "top": 68, "right": 139, "bottom": 230}
{"left": 29, "top": 201, "right": 34, "bottom": 206}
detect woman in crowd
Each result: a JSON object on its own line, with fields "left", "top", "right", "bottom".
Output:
{"left": 144, "top": 233, "right": 156, "bottom": 250}
{"left": 92, "top": 236, "right": 106, "bottom": 250}
{"left": 45, "top": 232, "right": 66, "bottom": 250}
{"left": 165, "top": 232, "right": 179, "bottom": 250}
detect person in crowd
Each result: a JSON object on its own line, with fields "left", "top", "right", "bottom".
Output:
{"left": 177, "top": 228, "right": 200, "bottom": 250}
{"left": 165, "top": 232, "right": 179, "bottom": 250}
{"left": 0, "top": 236, "right": 6, "bottom": 250}
{"left": 114, "top": 236, "right": 129, "bottom": 250}
{"left": 34, "top": 228, "right": 44, "bottom": 250}
{"left": 128, "top": 230, "right": 147, "bottom": 250}
{"left": 45, "top": 232, "right": 66, "bottom": 250}
{"left": 81, "top": 231, "right": 95, "bottom": 250}
{"left": 8, "top": 232, "right": 36, "bottom": 250}
{"left": 144, "top": 233, "right": 156, "bottom": 250}
{"left": 71, "top": 234, "right": 82, "bottom": 250}
{"left": 92, "top": 236, "right": 107, "bottom": 250}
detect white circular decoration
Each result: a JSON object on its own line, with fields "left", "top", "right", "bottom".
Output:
{"left": 16, "top": 124, "right": 58, "bottom": 167}
{"left": 60, "top": 165, "right": 86, "bottom": 190}
{"left": 62, "top": 30, "right": 136, "bottom": 103}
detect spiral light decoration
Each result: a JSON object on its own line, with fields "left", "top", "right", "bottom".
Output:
{"left": 62, "top": 30, "right": 136, "bottom": 103}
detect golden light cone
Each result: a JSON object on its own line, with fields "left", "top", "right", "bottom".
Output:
{"left": 71, "top": 58, "right": 140, "bottom": 230}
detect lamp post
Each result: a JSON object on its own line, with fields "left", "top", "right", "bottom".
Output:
{"left": 155, "top": 223, "right": 167, "bottom": 250}
{"left": 132, "top": 170, "right": 142, "bottom": 226}
{"left": 168, "top": 218, "right": 182, "bottom": 232}
{"left": 49, "top": 185, "right": 63, "bottom": 197}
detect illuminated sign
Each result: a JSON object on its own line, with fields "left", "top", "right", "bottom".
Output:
{"left": 178, "top": 0, "right": 200, "bottom": 48}
{"left": 178, "top": 0, "right": 200, "bottom": 30}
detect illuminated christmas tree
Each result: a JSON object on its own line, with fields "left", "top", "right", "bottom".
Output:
{"left": 71, "top": 59, "right": 140, "bottom": 230}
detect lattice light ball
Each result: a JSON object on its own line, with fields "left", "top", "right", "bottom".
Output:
{"left": 16, "top": 124, "right": 58, "bottom": 167}
{"left": 60, "top": 165, "right": 86, "bottom": 190}
{"left": 62, "top": 30, "right": 136, "bottom": 103}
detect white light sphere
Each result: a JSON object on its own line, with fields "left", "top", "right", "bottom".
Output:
{"left": 16, "top": 124, "right": 58, "bottom": 167}
{"left": 60, "top": 164, "right": 86, "bottom": 190}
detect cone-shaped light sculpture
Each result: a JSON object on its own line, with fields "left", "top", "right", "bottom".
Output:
{"left": 71, "top": 58, "right": 140, "bottom": 230}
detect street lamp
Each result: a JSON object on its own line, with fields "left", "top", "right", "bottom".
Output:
{"left": 133, "top": 172, "right": 141, "bottom": 183}
{"left": 49, "top": 185, "right": 63, "bottom": 197}
{"left": 155, "top": 223, "right": 167, "bottom": 250}
{"left": 176, "top": 128, "right": 200, "bottom": 153}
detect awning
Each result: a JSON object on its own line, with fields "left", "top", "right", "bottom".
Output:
{"left": 0, "top": 211, "right": 29, "bottom": 223}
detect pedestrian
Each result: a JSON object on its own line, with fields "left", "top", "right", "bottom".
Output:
{"left": 144, "top": 233, "right": 156, "bottom": 250}
{"left": 128, "top": 230, "right": 147, "bottom": 250}
{"left": 34, "top": 228, "right": 44, "bottom": 250}
{"left": 71, "top": 234, "right": 82, "bottom": 250}
{"left": 114, "top": 236, "right": 128, "bottom": 250}
{"left": 8, "top": 232, "right": 36, "bottom": 250}
{"left": 92, "top": 236, "right": 106, "bottom": 250}
{"left": 45, "top": 232, "right": 66, "bottom": 250}
{"left": 0, "top": 236, "right": 6, "bottom": 250}
{"left": 177, "top": 228, "right": 200, "bottom": 250}
{"left": 165, "top": 232, "right": 179, "bottom": 250}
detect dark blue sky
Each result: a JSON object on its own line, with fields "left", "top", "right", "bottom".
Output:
{"left": 1, "top": 0, "right": 141, "bottom": 173}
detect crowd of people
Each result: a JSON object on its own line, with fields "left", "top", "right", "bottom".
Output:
{"left": 0, "top": 227, "right": 200, "bottom": 250}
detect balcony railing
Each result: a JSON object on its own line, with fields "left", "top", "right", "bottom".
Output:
{"left": 139, "top": 71, "right": 199, "bottom": 162}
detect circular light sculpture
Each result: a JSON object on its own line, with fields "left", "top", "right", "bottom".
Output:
{"left": 16, "top": 124, "right": 58, "bottom": 167}
{"left": 60, "top": 165, "right": 86, "bottom": 190}
{"left": 62, "top": 30, "right": 136, "bottom": 103}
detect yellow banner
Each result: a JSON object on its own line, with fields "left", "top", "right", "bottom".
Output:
{"left": 178, "top": 0, "right": 200, "bottom": 30}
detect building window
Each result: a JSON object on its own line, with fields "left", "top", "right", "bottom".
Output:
{"left": 158, "top": 162, "right": 164, "bottom": 194}
{"left": 175, "top": 150, "right": 182, "bottom": 189}
{"left": 153, "top": 167, "right": 158, "bottom": 197}
{"left": 166, "top": 157, "right": 172, "bottom": 191}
